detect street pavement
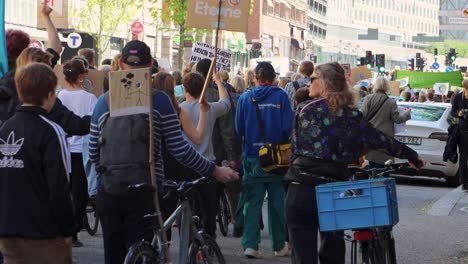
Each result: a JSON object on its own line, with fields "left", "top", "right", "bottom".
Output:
{"left": 73, "top": 175, "right": 468, "bottom": 264}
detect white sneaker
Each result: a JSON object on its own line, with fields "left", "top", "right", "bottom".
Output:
{"left": 244, "top": 248, "right": 263, "bottom": 259}
{"left": 274, "top": 244, "right": 290, "bottom": 257}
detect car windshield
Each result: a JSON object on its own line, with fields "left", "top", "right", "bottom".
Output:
{"left": 400, "top": 104, "right": 446, "bottom": 122}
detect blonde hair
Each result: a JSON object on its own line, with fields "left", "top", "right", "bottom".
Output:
{"left": 16, "top": 47, "right": 52, "bottom": 69}
{"left": 230, "top": 76, "right": 246, "bottom": 94}
{"left": 278, "top": 79, "right": 288, "bottom": 88}
{"left": 373, "top": 77, "right": 390, "bottom": 94}
{"left": 244, "top": 69, "right": 255, "bottom": 88}
{"left": 111, "top": 53, "right": 121, "bottom": 71}
{"left": 314, "top": 62, "right": 355, "bottom": 113}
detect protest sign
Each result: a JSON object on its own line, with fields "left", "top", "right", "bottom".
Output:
{"left": 186, "top": 0, "right": 250, "bottom": 32}
{"left": 108, "top": 68, "right": 152, "bottom": 117}
{"left": 190, "top": 42, "right": 232, "bottom": 71}
{"left": 45, "top": 0, "right": 63, "bottom": 15}
{"left": 433, "top": 83, "right": 450, "bottom": 95}
{"left": 351, "top": 66, "right": 372, "bottom": 85}
{"left": 54, "top": 65, "right": 106, "bottom": 98}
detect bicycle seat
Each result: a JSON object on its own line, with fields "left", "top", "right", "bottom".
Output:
{"left": 127, "top": 183, "right": 156, "bottom": 194}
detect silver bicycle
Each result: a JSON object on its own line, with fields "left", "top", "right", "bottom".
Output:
{"left": 124, "top": 177, "right": 225, "bottom": 264}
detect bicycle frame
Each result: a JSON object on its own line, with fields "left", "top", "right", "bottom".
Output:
{"left": 155, "top": 198, "right": 208, "bottom": 264}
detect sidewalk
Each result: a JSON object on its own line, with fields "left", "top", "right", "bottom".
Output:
{"left": 427, "top": 185, "right": 468, "bottom": 216}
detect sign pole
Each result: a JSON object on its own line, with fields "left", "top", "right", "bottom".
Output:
{"left": 199, "top": 0, "right": 223, "bottom": 103}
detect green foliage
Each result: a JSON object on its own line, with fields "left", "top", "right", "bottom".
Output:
{"left": 75, "top": 0, "right": 141, "bottom": 61}
{"left": 148, "top": 0, "right": 187, "bottom": 27}
{"left": 425, "top": 40, "right": 468, "bottom": 58}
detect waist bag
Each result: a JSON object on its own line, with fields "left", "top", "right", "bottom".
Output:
{"left": 251, "top": 96, "right": 291, "bottom": 175}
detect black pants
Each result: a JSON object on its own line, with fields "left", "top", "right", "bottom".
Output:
{"left": 191, "top": 182, "right": 222, "bottom": 238}
{"left": 459, "top": 131, "right": 468, "bottom": 189}
{"left": 97, "top": 189, "right": 154, "bottom": 264}
{"left": 285, "top": 183, "right": 345, "bottom": 264}
{"left": 70, "top": 153, "right": 88, "bottom": 241}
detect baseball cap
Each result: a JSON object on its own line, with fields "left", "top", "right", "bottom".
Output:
{"left": 121, "top": 40, "right": 152, "bottom": 66}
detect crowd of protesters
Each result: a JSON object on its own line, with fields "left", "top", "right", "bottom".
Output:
{"left": 0, "top": 5, "right": 437, "bottom": 264}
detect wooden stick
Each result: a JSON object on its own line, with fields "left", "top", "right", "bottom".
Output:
{"left": 147, "top": 67, "right": 171, "bottom": 263}
{"left": 199, "top": 0, "right": 223, "bottom": 104}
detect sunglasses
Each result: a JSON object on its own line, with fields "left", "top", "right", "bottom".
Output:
{"left": 307, "top": 77, "right": 317, "bottom": 86}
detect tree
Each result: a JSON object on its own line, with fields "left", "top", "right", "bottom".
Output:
{"left": 149, "top": 0, "right": 189, "bottom": 69}
{"left": 425, "top": 40, "right": 468, "bottom": 59}
{"left": 75, "top": 0, "right": 142, "bottom": 63}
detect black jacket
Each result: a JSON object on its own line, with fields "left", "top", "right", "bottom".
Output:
{"left": 0, "top": 71, "right": 90, "bottom": 135}
{"left": 0, "top": 106, "right": 75, "bottom": 238}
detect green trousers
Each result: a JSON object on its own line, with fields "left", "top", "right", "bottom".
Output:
{"left": 241, "top": 182, "right": 286, "bottom": 251}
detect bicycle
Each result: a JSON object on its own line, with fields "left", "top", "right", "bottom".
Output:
{"left": 216, "top": 190, "right": 231, "bottom": 237}
{"left": 345, "top": 161, "right": 410, "bottom": 264}
{"left": 124, "top": 177, "right": 226, "bottom": 264}
{"left": 83, "top": 196, "right": 100, "bottom": 236}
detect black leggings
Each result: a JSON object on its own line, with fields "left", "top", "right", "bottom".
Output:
{"left": 70, "top": 153, "right": 89, "bottom": 240}
{"left": 285, "top": 183, "right": 345, "bottom": 264}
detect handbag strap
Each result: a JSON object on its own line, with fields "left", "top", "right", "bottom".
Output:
{"left": 365, "top": 96, "right": 389, "bottom": 122}
{"left": 299, "top": 98, "right": 326, "bottom": 116}
{"left": 251, "top": 96, "right": 267, "bottom": 142}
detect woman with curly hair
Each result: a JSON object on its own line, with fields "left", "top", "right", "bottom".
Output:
{"left": 285, "top": 62, "right": 423, "bottom": 264}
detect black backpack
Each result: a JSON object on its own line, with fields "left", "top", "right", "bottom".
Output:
{"left": 97, "top": 93, "right": 151, "bottom": 196}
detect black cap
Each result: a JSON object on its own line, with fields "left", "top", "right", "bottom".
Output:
{"left": 121, "top": 40, "right": 152, "bottom": 66}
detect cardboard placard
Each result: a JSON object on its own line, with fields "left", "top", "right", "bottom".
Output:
{"left": 433, "top": 83, "right": 450, "bottom": 95}
{"left": 185, "top": 0, "right": 250, "bottom": 32}
{"left": 108, "top": 68, "right": 152, "bottom": 117}
{"left": 45, "top": 0, "right": 63, "bottom": 15}
{"left": 54, "top": 65, "right": 106, "bottom": 98}
{"left": 351, "top": 66, "right": 372, "bottom": 85}
{"left": 389, "top": 81, "right": 401, "bottom": 96}
{"left": 190, "top": 42, "right": 232, "bottom": 71}
{"left": 37, "top": 0, "right": 69, "bottom": 29}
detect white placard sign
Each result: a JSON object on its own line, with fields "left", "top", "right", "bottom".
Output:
{"left": 190, "top": 42, "right": 232, "bottom": 71}
{"left": 44, "top": 0, "right": 64, "bottom": 15}
{"left": 433, "top": 83, "right": 450, "bottom": 95}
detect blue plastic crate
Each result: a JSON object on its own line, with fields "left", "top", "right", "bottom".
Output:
{"left": 316, "top": 178, "right": 399, "bottom": 232}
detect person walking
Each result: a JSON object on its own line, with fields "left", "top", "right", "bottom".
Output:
{"left": 285, "top": 62, "right": 423, "bottom": 264}
{"left": 284, "top": 60, "right": 314, "bottom": 109}
{"left": 235, "top": 62, "right": 293, "bottom": 258}
{"left": 450, "top": 78, "right": 468, "bottom": 190}
{"left": 362, "top": 76, "right": 411, "bottom": 168}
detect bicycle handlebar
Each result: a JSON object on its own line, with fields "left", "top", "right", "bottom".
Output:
{"left": 162, "top": 176, "right": 214, "bottom": 196}
{"left": 348, "top": 162, "right": 411, "bottom": 179}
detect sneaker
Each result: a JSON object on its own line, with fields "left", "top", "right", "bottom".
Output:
{"left": 244, "top": 248, "right": 263, "bottom": 259}
{"left": 274, "top": 244, "right": 290, "bottom": 257}
{"left": 72, "top": 240, "right": 83, "bottom": 248}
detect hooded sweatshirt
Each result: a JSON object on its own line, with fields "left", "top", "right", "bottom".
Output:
{"left": 235, "top": 85, "right": 294, "bottom": 157}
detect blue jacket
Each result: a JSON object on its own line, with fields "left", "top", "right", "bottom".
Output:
{"left": 235, "top": 85, "right": 294, "bottom": 157}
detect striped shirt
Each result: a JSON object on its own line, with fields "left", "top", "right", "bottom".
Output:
{"left": 89, "top": 91, "right": 215, "bottom": 184}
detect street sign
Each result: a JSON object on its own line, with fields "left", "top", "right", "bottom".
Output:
{"left": 45, "top": 0, "right": 63, "bottom": 15}
{"left": 185, "top": 0, "right": 250, "bottom": 32}
{"left": 67, "top": 33, "right": 82, "bottom": 49}
{"left": 446, "top": 67, "right": 453, "bottom": 72}
{"left": 432, "top": 62, "right": 439, "bottom": 70}
{"left": 131, "top": 21, "right": 144, "bottom": 35}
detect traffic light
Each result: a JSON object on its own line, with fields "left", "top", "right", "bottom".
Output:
{"left": 375, "top": 54, "right": 385, "bottom": 73}
{"left": 310, "top": 55, "right": 317, "bottom": 63}
{"left": 449, "top": 48, "right": 457, "bottom": 62}
{"left": 415, "top": 53, "right": 426, "bottom": 71}
{"left": 357, "top": 57, "right": 365, "bottom": 66}
{"left": 365, "top": 51, "right": 373, "bottom": 69}
{"left": 445, "top": 54, "right": 450, "bottom": 66}
{"left": 408, "top": 58, "right": 415, "bottom": 70}
{"left": 434, "top": 48, "right": 438, "bottom": 60}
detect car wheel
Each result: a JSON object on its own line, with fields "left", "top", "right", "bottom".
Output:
{"left": 445, "top": 170, "right": 460, "bottom": 187}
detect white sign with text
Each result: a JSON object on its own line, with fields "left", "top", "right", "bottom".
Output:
{"left": 190, "top": 42, "right": 232, "bottom": 71}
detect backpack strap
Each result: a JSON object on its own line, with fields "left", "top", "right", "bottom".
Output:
{"left": 365, "top": 96, "right": 389, "bottom": 122}
{"left": 251, "top": 96, "right": 266, "bottom": 142}
{"left": 292, "top": 81, "right": 300, "bottom": 91}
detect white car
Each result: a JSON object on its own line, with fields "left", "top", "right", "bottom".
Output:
{"left": 394, "top": 102, "right": 459, "bottom": 186}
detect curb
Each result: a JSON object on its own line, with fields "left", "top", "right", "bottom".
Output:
{"left": 427, "top": 186, "right": 464, "bottom": 216}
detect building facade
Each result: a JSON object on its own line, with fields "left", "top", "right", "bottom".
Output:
{"left": 325, "top": 0, "right": 440, "bottom": 69}
{"left": 307, "top": 0, "right": 328, "bottom": 61}
{"left": 439, "top": 0, "right": 468, "bottom": 41}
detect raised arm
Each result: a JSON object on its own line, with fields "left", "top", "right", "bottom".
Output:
{"left": 212, "top": 72, "right": 229, "bottom": 100}
{"left": 40, "top": 3, "right": 62, "bottom": 55}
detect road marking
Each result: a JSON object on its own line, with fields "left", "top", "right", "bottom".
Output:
{"left": 427, "top": 186, "right": 464, "bottom": 216}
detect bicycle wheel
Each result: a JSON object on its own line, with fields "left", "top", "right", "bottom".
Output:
{"left": 85, "top": 205, "right": 99, "bottom": 236}
{"left": 369, "top": 230, "right": 397, "bottom": 264}
{"left": 188, "top": 234, "right": 225, "bottom": 264}
{"left": 217, "top": 192, "right": 230, "bottom": 237}
{"left": 124, "top": 241, "right": 160, "bottom": 264}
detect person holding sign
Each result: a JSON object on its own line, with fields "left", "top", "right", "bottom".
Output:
{"left": 88, "top": 41, "right": 238, "bottom": 264}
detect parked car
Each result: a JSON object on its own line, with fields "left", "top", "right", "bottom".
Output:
{"left": 393, "top": 102, "right": 459, "bottom": 186}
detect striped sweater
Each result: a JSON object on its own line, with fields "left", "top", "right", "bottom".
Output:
{"left": 89, "top": 91, "right": 215, "bottom": 184}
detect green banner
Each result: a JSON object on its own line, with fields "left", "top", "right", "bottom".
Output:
{"left": 394, "top": 70, "right": 463, "bottom": 88}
